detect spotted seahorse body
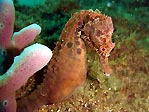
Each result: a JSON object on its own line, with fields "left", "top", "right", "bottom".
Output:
{"left": 17, "top": 10, "right": 115, "bottom": 111}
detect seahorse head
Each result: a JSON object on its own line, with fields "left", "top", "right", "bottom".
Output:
{"left": 75, "top": 10, "right": 115, "bottom": 75}
{"left": 83, "top": 13, "right": 115, "bottom": 58}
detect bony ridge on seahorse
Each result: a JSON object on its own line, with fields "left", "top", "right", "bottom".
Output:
{"left": 17, "top": 10, "right": 115, "bottom": 112}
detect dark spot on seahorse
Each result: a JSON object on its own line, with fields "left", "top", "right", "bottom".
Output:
{"left": 76, "top": 48, "right": 82, "bottom": 54}
{"left": 101, "top": 48, "right": 105, "bottom": 51}
{"left": 75, "top": 40, "right": 80, "bottom": 45}
{"left": 67, "top": 42, "right": 73, "bottom": 48}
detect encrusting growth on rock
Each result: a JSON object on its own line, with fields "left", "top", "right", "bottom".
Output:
{"left": 17, "top": 10, "right": 115, "bottom": 112}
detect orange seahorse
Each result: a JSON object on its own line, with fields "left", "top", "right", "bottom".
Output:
{"left": 17, "top": 10, "right": 115, "bottom": 112}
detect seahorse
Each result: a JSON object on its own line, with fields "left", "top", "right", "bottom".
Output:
{"left": 17, "top": 10, "right": 115, "bottom": 112}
